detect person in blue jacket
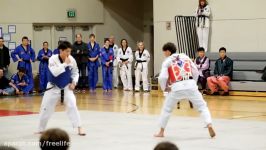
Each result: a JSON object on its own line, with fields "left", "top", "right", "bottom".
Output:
{"left": 37, "top": 41, "right": 53, "bottom": 93}
{"left": 100, "top": 39, "right": 114, "bottom": 92}
{"left": 53, "top": 41, "right": 63, "bottom": 55}
{"left": 11, "top": 36, "right": 35, "bottom": 92}
{"left": 9, "top": 68, "right": 31, "bottom": 95}
{"left": 87, "top": 34, "right": 101, "bottom": 93}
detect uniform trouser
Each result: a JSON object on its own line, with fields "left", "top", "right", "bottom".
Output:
{"left": 207, "top": 76, "right": 230, "bottom": 93}
{"left": 113, "top": 66, "right": 119, "bottom": 88}
{"left": 197, "top": 27, "right": 209, "bottom": 52}
{"left": 78, "top": 63, "right": 87, "bottom": 89}
{"left": 135, "top": 67, "right": 149, "bottom": 91}
{"left": 102, "top": 66, "right": 113, "bottom": 90}
{"left": 88, "top": 64, "right": 98, "bottom": 90}
{"left": 158, "top": 87, "right": 212, "bottom": 129}
{"left": 39, "top": 63, "right": 49, "bottom": 91}
{"left": 38, "top": 85, "right": 82, "bottom": 132}
{"left": 198, "top": 76, "right": 207, "bottom": 90}
{"left": 120, "top": 64, "right": 133, "bottom": 90}
{"left": 0, "top": 87, "right": 15, "bottom": 95}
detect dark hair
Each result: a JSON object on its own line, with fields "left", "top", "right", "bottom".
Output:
{"left": 120, "top": 39, "right": 128, "bottom": 48}
{"left": 197, "top": 47, "right": 205, "bottom": 52}
{"left": 0, "top": 37, "right": 3, "bottom": 40}
{"left": 76, "top": 33, "right": 82, "bottom": 38}
{"left": 18, "top": 68, "right": 26, "bottom": 73}
{"left": 43, "top": 41, "right": 48, "bottom": 45}
{"left": 58, "top": 41, "right": 72, "bottom": 51}
{"left": 39, "top": 128, "right": 70, "bottom": 150}
{"left": 89, "top": 34, "right": 95, "bottom": 38}
{"left": 22, "top": 36, "right": 29, "bottom": 41}
{"left": 104, "top": 38, "right": 110, "bottom": 43}
{"left": 154, "top": 142, "right": 179, "bottom": 150}
{"left": 219, "top": 47, "right": 226, "bottom": 52}
{"left": 162, "top": 42, "right": 177, "bottom": 55}
{"left": 0, "top": 68, "right": 3, "bottom": 71}
{"left": 0, "top": 145, "right": 17, "bottom": 150}
{"left": 199, "top": 0, "right": 208, "bottom": 8}
{"left": 58, "top": 40, "right": 63, "bottom": 46}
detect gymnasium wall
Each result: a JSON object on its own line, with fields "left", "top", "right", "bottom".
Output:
{"left": 0, "top": 0, "right": 154, "bottom": 78}
{"left": 153, "top": 0, "right": 266, "bottom": 74}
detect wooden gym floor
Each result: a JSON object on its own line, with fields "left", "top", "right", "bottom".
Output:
{"left": 0, "top": 89, "right": 266, "bottom": 121}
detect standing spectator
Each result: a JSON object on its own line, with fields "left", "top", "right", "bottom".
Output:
{"left": 207, "top": 47, "right": 233, "bottom": 96}
{"left": 37, "top": 42, "right": 53, "bottom": 93}
{"left": 117, "top": 39, "right": 133, "bottom": 91}
{"left": 100, "top": 39, "right": 114, "bottom": 92}
{"left": 72, "top": 34, "right": 88, "bottom": 93}
{"left": 87, "top": 34, "right": 101, "bottom": 93}
{"left": 11, "top": 36, "right": 35, "bottom": 92}
{"left": 194, "top": 47, "right": 210, "bottom": 94}
{"left": 109, "top": 35, "right": 119, "bottom": 88}
{"left": 0, "top": 37, "right": 10, "bottom": 75}
{"left": 53, "top": 41, "right": 63, "bottom": 55}
{"left": 134, "top": 41, "right": 150, "bottom": 92}
{"left": 0, "top": 68, "right": 14, "bottom": 96}
{"left": 195, "top": 0, "right": 211, "bottom": 51}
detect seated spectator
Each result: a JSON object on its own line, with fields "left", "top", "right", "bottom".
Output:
{"left": 194, "top": 47, "right": 210, "bottom": 94}
{"left": 39, "top": 128, "right": 70, "bottom": 150}
{"left": 154, "top": 142, "right": 179, "bottom": 150}
{"left": 9, "top": 68, "right": 31, "bottom": 95}
{"left": 0, "top": 68, "right": 15, "bottom": 96}
{"left": 207, "top": 47, "right": 233, "bottom": 96}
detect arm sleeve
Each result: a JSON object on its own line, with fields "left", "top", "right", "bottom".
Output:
{"left": 223, "top": 60, "right": 234, "bottom": 76}
{"left": 158, "top": 61, "right": 169, "bottom": 91}
{"left": 190, "top": 59, "right": 199, "bottom": 82}
{"left": 128, "top": 48, "right": 133, "bottom": 63}
{"left": 201, "top": 58, "right": 210, "bottom": 70}
{"left": 11, "top": 47, "right": 19, "bottom": 62}
{"left": 214, "top": 60, "right": 219, "bottom": 75}
{"left": 37, "top": 51, "right": 43, "bottom": 61}
{"left": 71, "top": 58, "right": 79, "bottom": 84}
{"left": 203, "top": 6, "right": 211, "bottom": 16}
{"left": 146, "top": 50, "right": 151, "bottom": 63}
{"left": 30, "top": 48, "right": 36, "bottom": 62}
{"left": 48, "top": 57, "right": 67, "bottom": 77}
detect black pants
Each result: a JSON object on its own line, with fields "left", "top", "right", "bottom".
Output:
{"left": 198, "top": 76, "right": 207, "bottom": 90}
{"left": 77, "top": 63, "right": 88, "bottom": 89}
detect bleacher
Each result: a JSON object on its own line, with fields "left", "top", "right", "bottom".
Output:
{"left": 206, "top": 52, "right": 266, "bottom": 92}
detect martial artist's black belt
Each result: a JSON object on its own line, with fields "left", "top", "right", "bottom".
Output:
{"left": 197, "top": 15, "right": 209, "bottom": 28}
{"left": 120, "top": 58, "right": 129, "bottom": 69}
{"left": 44, "top": 84, "right": 64, "bottom": 104}
{"left": 135, "top": 60, "right": 147, "bottom": 72}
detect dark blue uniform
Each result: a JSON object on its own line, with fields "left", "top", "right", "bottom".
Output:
{"left": 100, "top": 47, "right": 114, "bottom": 90}
{"left": 11, "top": 44, "right": 35, "bottom": 92}
{"left": 10, "top": 73, "right": 31, "bottom": 94}
{"left": 37, "top": 49, "right": 53, "bottom": 91}
{"left": 87, "top": 42, "right": 101, "bottom": 90}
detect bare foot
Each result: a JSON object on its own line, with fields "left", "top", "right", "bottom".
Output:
{"left": 154, "top": 128, "right": 165, "bottom": 138}
{"left": 154, "top": 132, "right": 164, "bottom": 138}
{"left": 78, "top": 127, "right": 86, "bottom": 136}
{"left": 207, "top": 124, "right": 216, "bottom": 138}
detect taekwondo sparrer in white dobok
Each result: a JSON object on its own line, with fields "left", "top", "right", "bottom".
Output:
{"left": 37, "top": 41, "right": 86, "bottom": 136}
{"left": 154, "top": 42, "right": 215, "bottom": 138}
